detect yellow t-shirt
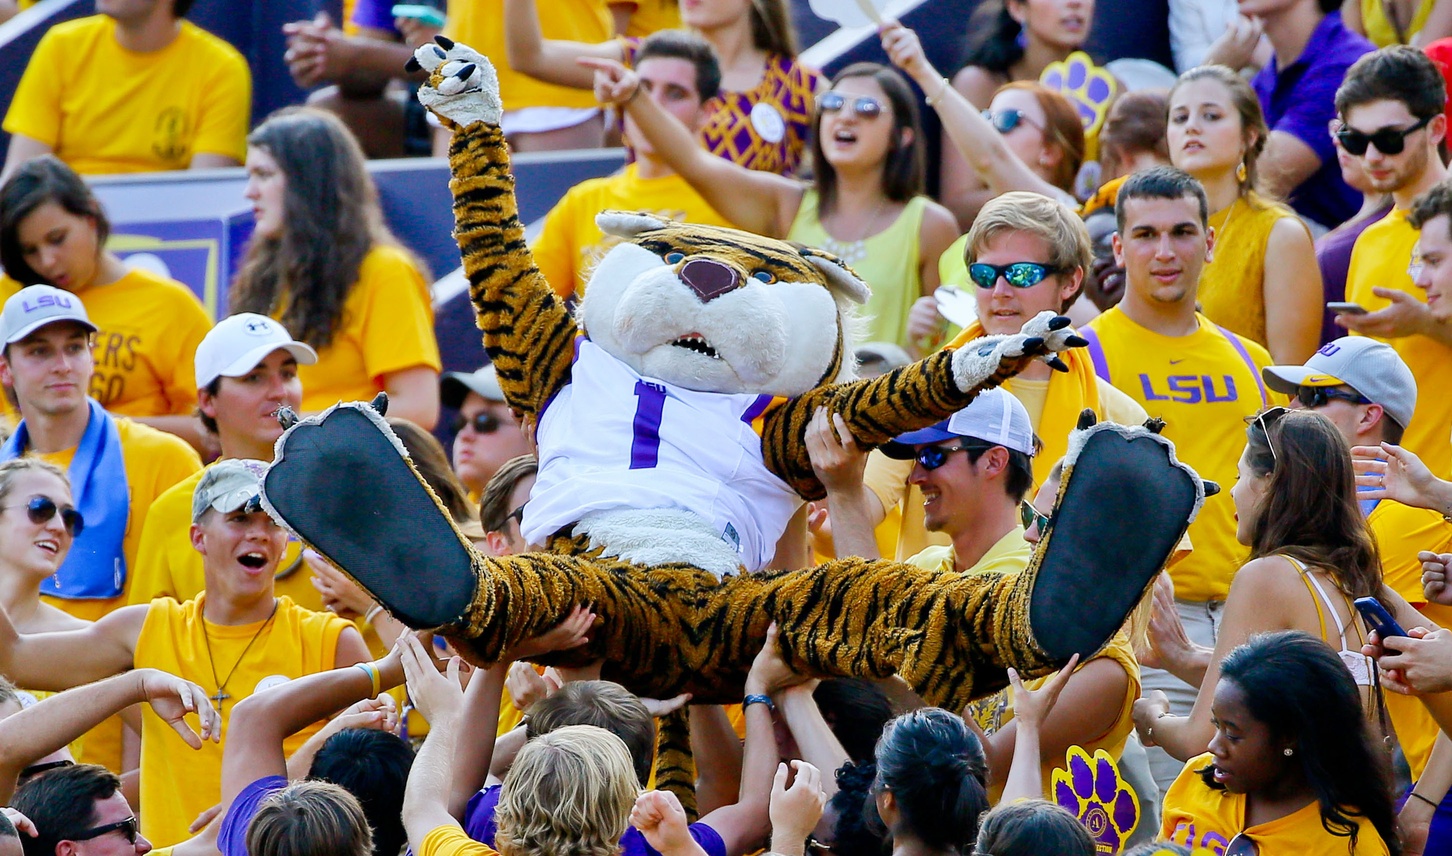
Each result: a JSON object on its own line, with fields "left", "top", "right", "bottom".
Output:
{"left": 135, "top": 594, "right": 349, "bottom": 847}
{"left": 1200, "top": 194, "right": 1305, "bottom": 350}
{"left": 422, "top": 825, "right": 501, "bottom": 856}
{"left": 903, "top": 524, "right": 1032, "bottom": 575}
{"left": 2, "top": 16, "right": 251, "bottom": 174}
{"left": 1082, "top": 309, "right": 1276, "bottom": 602}
{"left": 1361, "top": 0, "right": 1434, "bottom": 46}
{"left": 531, "top": 164, "right": 736, "bottom": 299}
{"left": 0, "top": 271, "right": 212, "bottom": 419}
{"left": 788, "top": 192, "right": 931, "bottom": 348}
{"left": 969, "top": 631, "right": 1140, "bottom": 803}
{"left": 288, "top": 245, "right": 441, "bottom": 413}
{"left": 1346, "top": 208, "right": 1452, "bottom": 479}
{"left": 1369, "top": 499, "right": 1452, "bottom": 779}
{"left": 444, "top": 0, "right": 611, "bottom": 111}
{"left": 1162, "top": 753, "right": 1390, "bottom": 855}
{"left": 129, "top": 466, "right": 317, "bottom": 609}
{"left": 621, "top": 0, "right": 682, "bottom": 38}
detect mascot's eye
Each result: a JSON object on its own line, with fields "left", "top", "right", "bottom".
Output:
{"left": 751, "top": 270, "right": 777, "bottom": 284}
{"left": 665, "top": 252, "right": 686, "bottom": 264}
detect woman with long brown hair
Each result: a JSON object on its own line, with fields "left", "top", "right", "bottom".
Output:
{"left": 230, "top": 107, "right": 441, "bottom": 429}
{"left": 1131, "top": 408, "right": 1426, "bottom": 762}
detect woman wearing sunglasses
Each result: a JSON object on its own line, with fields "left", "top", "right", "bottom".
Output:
{"left": 1166, "top": 65, "right": 1321, "bottom": 365}
{"left": 588, "top": 57, "right": 959, "bottom": 349}
{"left": 1132, "top": 409, "right": 1427, "bottom": 767}
{"left": 1159, "top": 631, "right": 1399, "bottom": 856}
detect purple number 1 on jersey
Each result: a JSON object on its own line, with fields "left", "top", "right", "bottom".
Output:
{"left": 631, "top": 381, "right": 667, "bottom": 469}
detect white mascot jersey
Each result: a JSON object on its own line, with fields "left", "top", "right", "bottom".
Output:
{"left": 524, "top": 337, "right": 802, "bottom": 573}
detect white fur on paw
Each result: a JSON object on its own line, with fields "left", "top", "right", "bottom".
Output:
{"left": 950, "top": 333, "right": 1011, "bottom": 392}
{"left": 414, "top": 41, "right": 503, "bottom": 127}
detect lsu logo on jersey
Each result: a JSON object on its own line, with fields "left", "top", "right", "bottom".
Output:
{"left": 1139, "top": 374, "right": 1239, "bottom": 404}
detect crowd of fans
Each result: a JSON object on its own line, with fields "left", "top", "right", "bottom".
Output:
{"left": 4, "top": 0, "right": 1452, "bottom": 854}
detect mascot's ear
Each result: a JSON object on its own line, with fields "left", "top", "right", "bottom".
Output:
{"left": 799, "top": 246, "right": 870, "bottom": 305}
{"left": 597, "top": 211, "right": 674, "bottom": 240}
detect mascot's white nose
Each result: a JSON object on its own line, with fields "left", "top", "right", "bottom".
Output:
{"left": 680, "top": 258, "right": 741, "bottom": 303}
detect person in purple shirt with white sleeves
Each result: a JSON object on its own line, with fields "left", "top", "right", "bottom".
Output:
{"left": 1247, "top": 0, "right": 1375, "bottom": 231}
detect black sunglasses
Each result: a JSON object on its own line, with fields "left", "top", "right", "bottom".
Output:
{"left": 968, "top": 261, "right": 1063, "bottom": 290}
{"left": 1249, "top": 406, "right": 1290, "bottom": 466}
{"left": 71, "top": 816, "right": 138, "bottom": 846}
{"left": 506, "top": 505, "right": 525, "bottom": 526}
{"left": 982, "top": 108, "right": 1041, "bottom": 134}
{"left": 452, "top": 411, "right": 502, "bottom": 435}
{"left": 914, "top": 442, "right": 992, "bottom": 471}
{"left": 1020, "top": 500, "right": 1050, "bottom": 533}
{"left": 1335, "top": 115, "right": 1432, "bottom": 156}
{"left": 19, "top": 758, "right": 73, "bottom": 781}
{"left": 5, "top": 496, "right": 84, "bottom": 536}
{"left": 818, "top": 91, "right": 883, "bottom": 119}
{"left": 1296, "top": 386, "right": 1371, "bottom": 409}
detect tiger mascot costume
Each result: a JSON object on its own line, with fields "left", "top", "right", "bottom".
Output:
{"left": 261, "top": 39, "right": 1207, "bottom": 713}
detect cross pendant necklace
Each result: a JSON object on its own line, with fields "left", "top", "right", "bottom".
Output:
{"left": 201, "top": 598, "right": 279, "bottom": 713}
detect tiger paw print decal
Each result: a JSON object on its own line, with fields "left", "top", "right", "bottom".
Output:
{"left": 1040, "top": 51, "right": 1118, "bottom": 140}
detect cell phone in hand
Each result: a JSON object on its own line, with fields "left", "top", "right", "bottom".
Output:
{"left": 1327, "top": 301, "right": 1368, "bottom": 315}
{"left": 392, "top": 4, "right": 446, "bottom": 27}
{"left": 1355, "top": 596, "right": 1407, "bottom": 639}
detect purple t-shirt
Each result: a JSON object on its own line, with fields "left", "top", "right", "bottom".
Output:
{"left": 464, "top": 786, "right": 728, "bottom": 856}
{"left": 1252, "top": 11, "right": 1374, "bottom": 230}
{"left": 218, "top": 775, "right": 288, "bottom": 856}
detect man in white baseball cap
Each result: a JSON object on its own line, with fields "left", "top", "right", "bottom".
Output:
{"left": 130, "top": 313, "right": 318, "bottom": 610}
{"left": 859, "top": 388, "right": 1040, "bottom": 576}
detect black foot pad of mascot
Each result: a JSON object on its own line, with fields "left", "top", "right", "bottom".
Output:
{"left": 259, "top": 37, "right": 1212, "bottom": 710}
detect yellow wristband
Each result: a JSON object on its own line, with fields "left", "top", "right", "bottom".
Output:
{"left": 355, "top": 662, "right": 381, "bottom": 698}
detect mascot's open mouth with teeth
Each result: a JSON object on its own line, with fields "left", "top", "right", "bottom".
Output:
{"left": 261, "top": 38, "right": 1210, "bottom": 727}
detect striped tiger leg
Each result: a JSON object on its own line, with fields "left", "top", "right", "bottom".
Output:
{"left": 653, "top": 709, "right": 697, "bottom": 821}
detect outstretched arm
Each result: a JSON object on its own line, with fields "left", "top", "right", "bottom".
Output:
{"left": 0, "top": 669, "right": 218, "bottom": 803}
{"left": 504, "top": 0, "right": 625, "bottom": 89}
{"left": 586, "top": 57, "right": 804, "bottom": 237}
{"left": 0, "top": 604, "right": 144, "bottom": 691}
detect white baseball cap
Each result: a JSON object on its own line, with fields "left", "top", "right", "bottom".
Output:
{"left": 196, "top": 314, "right": 317, "bottom": 390}
{"left": 882, "top": 388, "right": 1037, "bottom": 458}
{"left": 0, "top": 286, "right": 97, "bottom": 344}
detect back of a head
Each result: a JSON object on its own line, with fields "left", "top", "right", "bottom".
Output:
{"left": 873, "top": 708, "right": 989, "bottom": 853}
{"left": 0, "top": 810, "right": 20, "bottom": 856}
{"left": 1336, "top": 45, "right": 1447, "bottom": 121}
{"left": 526, "top": 680, "right": 655, "bottom": 787}
{"left": 812, "top": 678, "right": 894, "bottom": 763}
{"left": 246, "top": 780, "right": 372, "bottom": 856}
{"left": 973, "top": 800, "right": 1095, "bottom": 856}
{"left": 308, "top": 728, "right": 415, "bottom": 856}
{"left": 1101, "top": 90, "right": 1170, "bottom": 165}
{"left": 1114, "top": 165, "right": 1208, "bottom": 232}
{"left": 496, "top": 725, "right": 639, "bottom": 856}
{"left": 12, "top": 764, "right": 120, "bottom": 856}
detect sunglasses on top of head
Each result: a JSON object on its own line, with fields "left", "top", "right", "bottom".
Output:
{"left": 818, "top": 91, "right": 884, "bottom": 120}
{"left": 1334, "top": 115, "right": 1432, "bottom": 156}
{"left": 4, "top": 496, "right": 84, "bottom": 536}
{"left": 967, "top": 262, "right": 1064, "bottom": 290}
{"left": 452, "top": 410, "right": 502, "bottom": 435}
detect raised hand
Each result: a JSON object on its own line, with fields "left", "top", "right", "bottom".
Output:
{"left": 137, "top": 669, "right": 220, "bottom": 749}
{"left": 630, "top": 790, "right": 706, "bottom": 856}
{"left": 769, "top": 760, "right": 827, "bottom": 855}
{"left": 577, "top": 56, "right": 640, "bottom": 107}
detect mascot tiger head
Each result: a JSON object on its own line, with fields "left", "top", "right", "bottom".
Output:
{"left": 578, "top": 212, "right": 871, "bottom": 398}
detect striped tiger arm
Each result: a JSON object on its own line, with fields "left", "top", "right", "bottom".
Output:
{"left": 760, "top": 349, "right": 1036, "bottom": 500}
{"left": 447, "top": 120, "right": 576, "bottom": 426}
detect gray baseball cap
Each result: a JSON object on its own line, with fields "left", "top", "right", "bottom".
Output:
{"left": 192, "top": 459, "right": 270, "bottom": 523}
{"left": 0, "top": 285, "right": 97, "bottom": 344}
{"left": 440, "top": 364, "right": 505, "bottom": 410}
{"left": 1262, "top": 337, "right": 1418, "bottom": 430}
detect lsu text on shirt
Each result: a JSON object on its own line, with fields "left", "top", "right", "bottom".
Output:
{"left": 1081, "top": 308, "right": 1275, "bottom": 602}
{"left": 3, "top": 16, "right": 250, "bottom": 173}
{"left": 1346, "top": 208, "right": 1452, "bottom": 479}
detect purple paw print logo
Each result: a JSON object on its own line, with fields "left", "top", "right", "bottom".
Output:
{"left": 1040, "top": 51, "right": 1118, "bottom": 138}
{"left": 1052, "top": 746, "right": 1139, "bottom": 854}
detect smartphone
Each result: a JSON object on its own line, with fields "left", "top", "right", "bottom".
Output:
{"left": 392, "top": 4, "right": 447, "bottom": 27}
{"left": 1327, "top": 301, "right": 1368, "bottom": 315}
{"left": 1354, "top": 596, "right": 1407, "bottom": 638}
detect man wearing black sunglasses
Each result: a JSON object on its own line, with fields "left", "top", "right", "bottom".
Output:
{"left": 11, "top": 763, "right": 149, "bottom": 856}
{"left": 440, "top": 365, "right": 532, "bottom": 498}
{"left": 1335, "top": 47, "right": 1452, "bottom": 482}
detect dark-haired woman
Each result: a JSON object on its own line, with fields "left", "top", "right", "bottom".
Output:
{"left": 1133, "top": 409, "right": 1426, "bottom": 761}
{"left": 231, "top": 107, "right": 441, "bottom": 429}
{"left": 0, "top": 156, "right": 213, "bottom": 446}
{"left": 503, "top": 0, "right": 823, "bottom": 176}
{"left": 1160, "top": 631, "right": 1398, "bottom": 855}
{"left": 589, "top": 59, "right": 959, "bottom": 349}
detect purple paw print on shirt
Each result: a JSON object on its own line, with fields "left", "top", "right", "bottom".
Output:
{"left": 1052, "top": 746, "right": 1139, "bottom": 854}
{"left": 1041, "top": 52, "right": 1117, "bottom": 136}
